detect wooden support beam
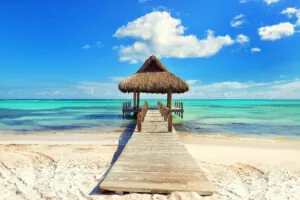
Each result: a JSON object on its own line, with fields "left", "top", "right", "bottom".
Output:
{"left": 133, "top": 91, "right": 137, "bottom": 108}
{"left": 168, "top": 113, "right": 172, "bottom": 132}
{"left": 179, "top": 103, "right": 181, "bottom": 118}
{"left": 137, "top": 112, "right": 142, "bottom": 132}
{"left": 167, "top": 91, "right": 172, "bottom": 108}
{"left": 181, "top": 102, "right": 183, "bottom": 119}
{"left": 137, "top": 92, "right": 140, "bottom": 108}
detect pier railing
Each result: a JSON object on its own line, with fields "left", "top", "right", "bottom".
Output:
{"left": 157, "top": 102, "right": 172, "bottom": 132}
{"left": 137, "top": 101, "right": 148, "bottom": 132}
{"left": 122, "top": 101, "right": 132, "bottom": 118}
{"left": 174, "top": 101, "right": 184, "bottom": 119}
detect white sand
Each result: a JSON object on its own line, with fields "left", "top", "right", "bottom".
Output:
{"left": 1, "top": 131, "right": 300, "bottom": 200}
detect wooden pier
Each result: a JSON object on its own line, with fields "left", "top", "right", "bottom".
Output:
{"left": 100, "top": 106, "right": 215, "bottom": 195}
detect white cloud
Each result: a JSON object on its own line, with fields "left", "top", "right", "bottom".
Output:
{"left": 236, "top": 34, "right": 249, "bottom": 44}
{"left": 272, "top": 81, "right": 300, "bottom": 90}
{"left": 281, "top": 7, "right": 300, "bottom": 26}
{"left": 82, "top": 44, "right": 91, "bottom": 49}
{"left": 4, "top": 78, "right": 300, "bottom": 99}
{"left": 37, "top": 90, "right": 62, "bottom": 96}
{"left": 96, "top": 41, "right": 103, "bottom": 48}
{"left": 186, "top": 80, "right": 199, "bottom": 85}
{"left": 187, "top": 79, "right": 300, "bottom": 99}
{"left": 258, "top": 22, "right": 295, "bottom": 40}
{"left": 251, "top": 47, "right": 261, "bottom": 53}
{"left": 138, "top": 0, "right": 151, "bottom": 3}
{"left": 239, "top": 0, "right": 248, "bottom": 3}
{"left": 82, "top": 42, "right": 103, "bottom": 49}
{"left": 240, "top": 0, "right": 279, "bottom": 5}
{"left": 281, "top": 7, "right": 299, "bottom": 17}
{"left": 231, "top": 14, "right": 245, "bottom": 28}
{"left": 74, "top": 79, "right": 300, "bottom": 99}
{"left": 264, "top": 0, "right": 279, "bottom": 5}
{"left": 76, "top": 81, "right": 126, "bottom": 98}
{"left": 109, "top": 76, "right": 127, "bottom": 82}
{"left": 114, "top": 11, "right": 235, "bottom": 64}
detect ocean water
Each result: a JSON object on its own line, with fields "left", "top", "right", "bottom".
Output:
{"left": 0, "top": 99, "right": 300, "bottom": 137}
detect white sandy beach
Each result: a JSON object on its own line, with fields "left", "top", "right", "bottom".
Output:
{"left": 1, "top": 130, "right": 300, "bottom": 200}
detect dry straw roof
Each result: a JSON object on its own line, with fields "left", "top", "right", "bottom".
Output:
{"left": 118, "top": 56, "right": 189, "bottom": 94}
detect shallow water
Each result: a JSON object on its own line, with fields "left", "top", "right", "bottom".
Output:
{"left": 0, "top": 99, "right": 299, "bottom": 136}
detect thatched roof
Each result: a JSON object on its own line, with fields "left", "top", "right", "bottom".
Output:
{"left": 118, "top": 56, "right": 189, "bottom": 94}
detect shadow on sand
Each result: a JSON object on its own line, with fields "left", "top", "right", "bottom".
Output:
{"left": 89, "top": 122, "right": 136, "bottom": 195}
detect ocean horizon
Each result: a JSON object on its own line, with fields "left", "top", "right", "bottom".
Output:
{"left": 1, "top": 99, "right": 299, "bottom": 137}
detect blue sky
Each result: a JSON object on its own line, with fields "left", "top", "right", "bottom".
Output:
{"left": 1, "top": 0, "right": 300, "bottom": 99}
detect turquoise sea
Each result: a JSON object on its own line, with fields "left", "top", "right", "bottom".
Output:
{"left": 0, "top": 100, "right": 300, "bottom": 137}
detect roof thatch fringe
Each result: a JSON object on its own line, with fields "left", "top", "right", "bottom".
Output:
{"left": 118, "top": 56, "right": 189, "bottom": 94}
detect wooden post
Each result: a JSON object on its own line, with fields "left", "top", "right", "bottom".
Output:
{"left": 178, "top": 103, "right": 181, "bottom": 118}
{"left": 137, "top": 92, "right": 140, "bottom": 108}
{"left": 137, "top": 112, "right": 142, "bottom": 132}
{"left": 168, "top": 113, "right": 172, "bottom": 132}
{"left": 167, "top": 91, "right": 172, "bottom": 108}
{"left": 181, "top": 102, "right": 183, "bottom": 119}
{"left": 166, "top": 93, "right": 169, "bottom": 109}
{"left": 133, "top": 91, "right": 137, "bottom": 108}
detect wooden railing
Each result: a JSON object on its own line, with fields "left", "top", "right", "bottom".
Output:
{"left": 137, "top": 101, "right": 149, "bottom": 132}
{"left": 157, "top": 102, "right": 173, "bottom": 132}
{"left": 174, "top": 101, "right": 184, "bottom": 119}
{"left": 122, "top": 101, "right": 131, "bottom": 109}
{"left": 122, "top": 101, "right": 132, "bottom": 118}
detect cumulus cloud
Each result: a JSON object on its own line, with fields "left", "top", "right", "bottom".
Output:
{"left": 236, "top": 34, "right": 249, "bottom": 44}
{"left": 231, "top": 14, "right": 245, "bottom": 28}
{"left": 74, "top": 79, "right": 300, "bottom": 99}
{"left": 251, "top": 47, "right": 261, "bottom": 53}
{"left": 3, "top": 78, "right": 300, "bottom": 99}
{"left": 114, "top": 11, "right": 235, "bottom": 64}
{"left": 258, "top": 22, "right": 295, "bottom": 40}
{"left": 281, "top": 7, "right": 300, "bottom": 26}
{"left": 187, "top": 79, "right": 300, "bottom": 99}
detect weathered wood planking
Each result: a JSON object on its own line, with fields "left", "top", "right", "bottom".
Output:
{"left": 100, "top": 110, "right": 215, "bottom": 195}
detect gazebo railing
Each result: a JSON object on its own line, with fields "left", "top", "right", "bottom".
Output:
{"left": 157, "top": 102, "right": 172, "bottom": 132}
{"left": 174, "top": 101, "right": 184, "bottom": 119}
{"left": 137, "top": 101, "right": 148, "bottom": 132}
{"left": 122, "top": 101, "right": 132, "bottom": 118}
{"left": 122, "top": 101, "right": 131, "bottom": 109}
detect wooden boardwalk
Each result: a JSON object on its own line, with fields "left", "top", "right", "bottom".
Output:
{"left": 100, "top": 110, "right": 215, "bottom": 195}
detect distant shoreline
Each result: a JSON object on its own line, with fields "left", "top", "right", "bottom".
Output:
{"left": 2, "top": 99, "right": 300, "bottom": 100}
{"left": 1, "top": 128, "right": 300, "bottom": 146}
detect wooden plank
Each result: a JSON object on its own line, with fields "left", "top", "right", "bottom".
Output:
{"left": 101, "top": 180, "right": 215, "bottom": 195}
{"left": 100, "top": 109, "right": 215, "bottom": 195}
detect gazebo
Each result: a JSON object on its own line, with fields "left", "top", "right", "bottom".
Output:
{"left": 118, "top": 55, "right": 189, "bottom": 112}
